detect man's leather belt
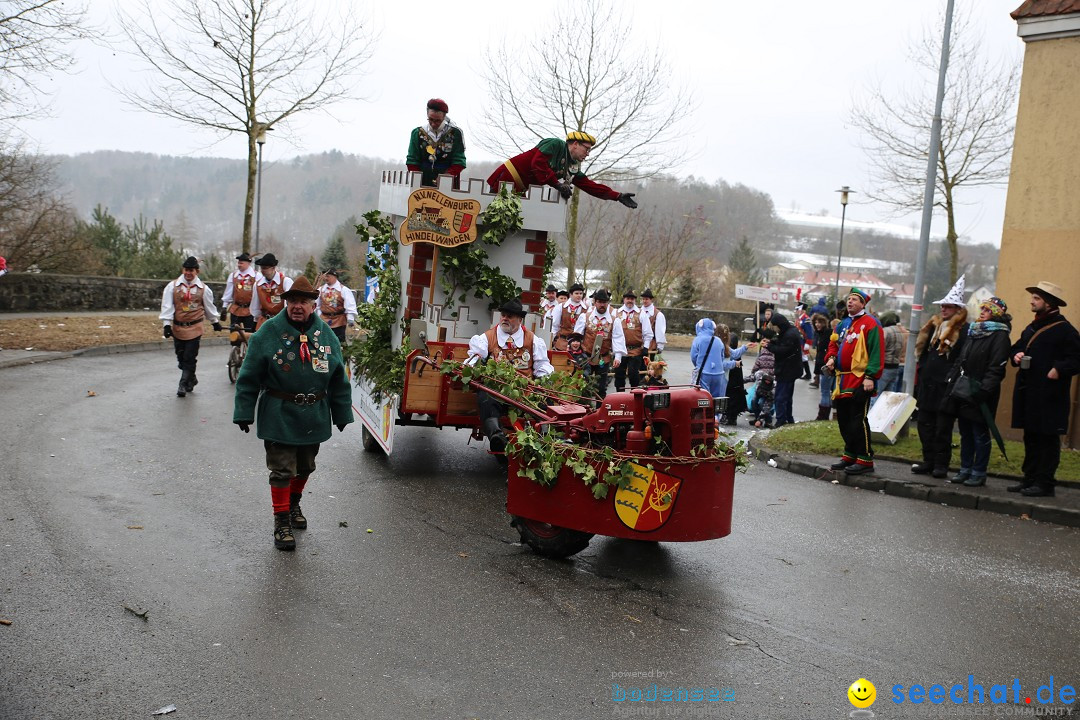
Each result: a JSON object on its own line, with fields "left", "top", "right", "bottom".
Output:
{"left": 232, "top": 302, "right": 250, "bottom": 308}
{"left": 626, "top": 344, "right": 643, "bottom": 350}
{"left": 174, "top": 319, "right": 202, "bottom": 327}
{"left": 265, "top": 389, "right": 326, "bottom": 405}
{"left": 323, "top": 310, "right": 344, "bottom": 316}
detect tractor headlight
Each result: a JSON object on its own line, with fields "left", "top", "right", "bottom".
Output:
{"left": 644, "top": 392, "right": 671, "bottom": 411}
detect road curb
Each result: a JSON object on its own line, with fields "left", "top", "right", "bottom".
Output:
{"left": 0, "top": 337, "right": 232, "bottom": 370}
{"left": 748, "top": 437, "right": 1080, "bottom": 529}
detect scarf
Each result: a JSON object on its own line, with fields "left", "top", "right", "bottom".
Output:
{"left": 967, "top": 320, "right": 1009, "bottom": 339}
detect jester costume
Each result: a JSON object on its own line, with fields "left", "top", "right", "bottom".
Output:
{"left": 486, "top": 137, "right": 620, "bottom": 200}
{"left": 825, "top": 293, "right": 884, "bottom": 470}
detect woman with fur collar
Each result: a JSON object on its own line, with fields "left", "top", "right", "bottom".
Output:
{"left": 912, "top": 276, "right": 970, "bottom": 478}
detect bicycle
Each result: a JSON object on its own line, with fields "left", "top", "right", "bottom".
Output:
{"left": 227, "top": 323, "right": 251, "bottom": 383}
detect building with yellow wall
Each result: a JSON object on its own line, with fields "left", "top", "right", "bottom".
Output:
{"left": 996, "top": 1, "right": 1080, "bottom": 448}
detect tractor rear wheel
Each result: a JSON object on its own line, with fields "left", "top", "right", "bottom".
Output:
{"left": 361, "top": 425, "right": 385, "bottom": 454}
{"left": 511, "top": 516, "right": 592, "bottom": 559}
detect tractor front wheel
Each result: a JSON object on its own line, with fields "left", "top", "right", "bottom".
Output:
{"left": 511, "top": 516, "right": 592, "bottom": 559}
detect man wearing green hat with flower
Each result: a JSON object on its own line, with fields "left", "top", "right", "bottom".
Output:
{"left": 487, "top": 131, "right": 638, "bottom": 208}
{"left": 824, "top": 287, "right": 884, "bottom": 475}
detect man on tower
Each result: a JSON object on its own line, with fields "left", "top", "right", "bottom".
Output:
{"left": 487, "top": 132, "right": 638, "bottom": 208}
{"left": 406, "top": 98, "right": 466, "bottom": 188}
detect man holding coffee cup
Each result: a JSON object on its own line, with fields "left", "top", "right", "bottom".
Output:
{"left": 1008, "top": 281, "right": 1080, "bottom": 497}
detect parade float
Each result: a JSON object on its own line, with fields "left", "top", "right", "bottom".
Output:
{"left": 349, "top": 170, "right": 746, "bottom": 557}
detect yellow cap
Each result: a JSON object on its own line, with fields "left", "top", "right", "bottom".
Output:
{"left": 566, "top": 131, "right": 597, "bottom": 145}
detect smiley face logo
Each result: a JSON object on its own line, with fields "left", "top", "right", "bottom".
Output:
{"left": 847, "top": 678, "right": 876, "bottom": 709}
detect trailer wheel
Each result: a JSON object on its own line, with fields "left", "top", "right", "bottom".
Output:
{"left": 511, "top": 516, "right": 592, "bottom": 559}
{"left": 361, "top": 425, "right": 384, "bottom": 454}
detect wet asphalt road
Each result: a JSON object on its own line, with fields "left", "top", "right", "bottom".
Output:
{"left": 0, "top": 347, "right": 1077, "bottom": 720}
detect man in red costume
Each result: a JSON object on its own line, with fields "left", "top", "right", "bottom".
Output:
{"left": 487, "top": 131, "right": 638, "bottom": 208}
{"left": 824, "top": 288, "right": 884, "bottom": 475}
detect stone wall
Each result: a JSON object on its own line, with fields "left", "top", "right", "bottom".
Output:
{"left": 0, "top": 273, "right": 227, "bottom": 312}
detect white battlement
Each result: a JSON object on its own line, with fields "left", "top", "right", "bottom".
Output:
{"left": 378, "top": 169, "right": 567, "bottom": 232}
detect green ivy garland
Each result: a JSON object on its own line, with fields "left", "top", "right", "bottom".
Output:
{"left": 439, "top": 187, "right": 525, "bottom": 313}
{"left": 345, "top": 210, "right": 410, "bottom": 398}
{"left": 440, "top": 359, "right": 750, "bottom": 498}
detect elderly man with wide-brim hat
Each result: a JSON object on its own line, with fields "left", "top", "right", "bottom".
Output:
{"left": 823, "top": 287, "right": 885, "bottom": 475}
{"left": 911, "top": 275, "right": 970, "bottom": 478}
{"left": 466, "top": 298, "right": 554, "bottom": 454}
{"left": 250, "top": 253, "right": 292, "bottom": 329}
{"left": 159, "top": 256, "right": 222, "bottom": 397}
{"left": 1007, "top": 280, "right": 1080, "bottom": 497}
{"left": 233, "top": 275, "right": 354, "bottom": 551}
{"left": 406, "top": 98, "right": 466, "bottom": 188}
{"left": 487, "top": 131, "right": 639, "bottom": 208}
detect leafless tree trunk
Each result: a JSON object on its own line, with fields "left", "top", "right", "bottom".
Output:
{"left": 851, "top": 10, "right": 1017, "bottom": 283}
{"left": 0, "top": 0, "right": 91, "bottom": 123}
{"left": 476, "top": 0, "right": 693, "bottom": 285}
{"left": 116, "top": 0, "right": 375, "bottom": 253}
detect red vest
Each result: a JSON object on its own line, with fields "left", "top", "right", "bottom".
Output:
{"left": 256, "top": 273, "right": 286, "bottom": 324}
{"left": 229, "top": 272, "right": 255, "bottom": 317}
{"left": 615, "top": 306, "right": 644, "bottom": 357}
{"left": 582, "top": 311, "right": 613, "bottom": 365}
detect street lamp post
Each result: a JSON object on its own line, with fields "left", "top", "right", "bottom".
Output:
{"left": 833, "top": 186, "right": 855, "bottom": 303}
{"left": 254, "top": 125, "right": 268, "bottom": 254}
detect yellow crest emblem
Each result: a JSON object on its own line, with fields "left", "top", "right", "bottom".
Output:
{"left": 614, "top": 463, "right": 682, "bottom": 532}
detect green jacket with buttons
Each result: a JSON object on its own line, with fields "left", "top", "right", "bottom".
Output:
{"left": 233, "top": 309, "right": 353, "bottom": 444}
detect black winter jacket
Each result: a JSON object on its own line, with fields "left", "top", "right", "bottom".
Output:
{"left": 942, "top": 326, "right": 1011, "bottom": 423}
{"left": 768, "top": 314, "right": 805, "bottom": 382}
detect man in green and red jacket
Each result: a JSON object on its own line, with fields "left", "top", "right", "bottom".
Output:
{"left": 487, "top": 131, "right": 638, "bottom": 208}
{"left": 824, "top": 288, "right": 884, "bottom": 475}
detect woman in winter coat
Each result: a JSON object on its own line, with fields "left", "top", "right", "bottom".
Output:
{"left": 810, "top": 312, "right": 832, "bottom": 419}
{"left": 690, "top": 318, "right": 734, "bottom": 403}
{"left": 767, "top": 312, "right": 805, "bottom": 426}
{"left": 941, "top": 297, "right": 1012, "bottom": 487}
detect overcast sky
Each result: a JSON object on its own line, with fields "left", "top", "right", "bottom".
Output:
{"left": 21, "top": 0, "right": 1023, "bottom": 246}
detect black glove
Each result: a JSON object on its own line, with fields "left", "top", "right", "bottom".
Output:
{"left": 557, "top": 183, "right": 573, "bottom": 200}
{"left": 336, "top": 423, "right": 347, "bottom": 433}
{"left": 212, "top": 322, "right": 223, "bottom": 332}
{"left": 163, "top": 325, "right": 172, "bottom": 339}
{"left": 618, "top": 193, "right": 638, "bottom": 209}
{"left": 237, "top": 422, "right": 250, "bottom": 433}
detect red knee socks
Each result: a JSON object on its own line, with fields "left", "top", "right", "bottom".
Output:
{"left": 270, "top": 485, "right": 291, "bottom": 514}
{"left": 290, "top": 476, "right": 308, "bottom": 496}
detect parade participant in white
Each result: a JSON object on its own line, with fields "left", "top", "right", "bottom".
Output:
{"left": 250, "top": 253, "right": 293, "bottom": 327}
{"left": 221, "top": 252, "right": 258, "bottom": 331}
{"left": 466, "top": 298, "right": 554, "bottom": 452}
{"left": 315, "top": 268, "right": 358, "bottom": 343}
{"left": 574, "top": 289, "right": 627, "bottom": 400}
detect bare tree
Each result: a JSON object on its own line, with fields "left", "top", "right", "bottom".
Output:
{"left": 574, "top": 198, "right": 708, "bottom": 302}
{"left": 476, "top": 0, "right": 693, "bottom": 284}
{"left": 0, "top": 0, "right": 90, "bottom": 122}
{"left": 0, "top": 139, "right": 84, "bottom": 272}
{"left": 117, "top": 0, "right": 375, "bottom": 253}
{"left": 851, "top": 10, "right": 1018, "bottom": 281}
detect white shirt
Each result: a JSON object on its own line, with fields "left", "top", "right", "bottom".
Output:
{"left": 467, "top": 325, "right": 554, "bottom": 378}
{"left": 159, "top": 275, "right": 220, "bottom": 326}
{"left": 221, "top": 266, "right": 257, "bottom": 306}
{"left": 639, "top": 304, "right": 667, "bottom": 351}
{"left": 316, "top": 280, "right": 359, "bottom": 324}
{"left": 613, "top": 304, "right": 654, "bottom": 351}
{"left": 250, "top": 272, "right": 293, "bottom": 319}
{"left": 574, "top": 307, "right": 628, "bottom": 361}
{"left": 541, "top": 297, "right": 558, "bottom": 329}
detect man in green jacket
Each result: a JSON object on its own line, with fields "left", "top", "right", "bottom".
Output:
{"left": 233, "top": 276, "right": 354, "bottom": 551}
